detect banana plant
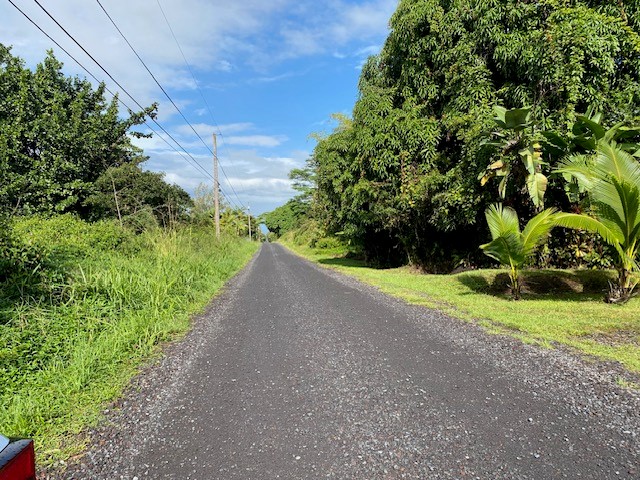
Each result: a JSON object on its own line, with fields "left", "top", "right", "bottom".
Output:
{"left": 480, "top": 204, "right": 558, "bottom": 299}
{"left": 554, "top": 141, "right": 640, "bottom": 303}
{"left": 478, "top": 106, "right": 548, "bottom": 210}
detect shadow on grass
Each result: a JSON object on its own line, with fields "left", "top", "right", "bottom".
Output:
{"left": 457, "top": 269, "right": 614, "bottom": 299}
{"left": 317, "top": 256, "right": 369, "bottom": 268}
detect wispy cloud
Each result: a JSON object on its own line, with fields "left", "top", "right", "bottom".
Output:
{"left": 225, "top": 135, "right": 288, "bottom": 148}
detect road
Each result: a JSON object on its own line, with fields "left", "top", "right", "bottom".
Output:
{"left": 64, "top": 243, "right": 639, "bottom": 479}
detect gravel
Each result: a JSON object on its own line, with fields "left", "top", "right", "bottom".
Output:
{"left": 45, "top": 243, "right": 639, "bottom": 479}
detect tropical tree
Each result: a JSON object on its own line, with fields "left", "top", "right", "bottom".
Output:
{"left": 85, "top": 163, "right": 192, "bottom": 228}
{"left": 480, "top": 204, "right": 558, "bottom": 299}
{"left": 554, "top": 141, "right": 640, "bottom": 303}
{"left": 310, "top": 0, "right": 640, "bottom": 268}
{"left": 0, "top": 44, "right": 155, "bottom": 217}
{"left": 478, "top": 106, "right": 549, "bottom": 210}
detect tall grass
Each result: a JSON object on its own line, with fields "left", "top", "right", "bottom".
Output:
{"left": 0, "top": 216, "right": 258, "bottom": 462}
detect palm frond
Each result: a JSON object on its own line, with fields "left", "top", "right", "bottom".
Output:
{"left": 590, "top": 180, "right": 627, "bottom": 226}
{"left": 485, "top": 203, "right": 520, "bottom": 240}
{"left": 556, "top": 153, "right": 597, "bottom": 189}
{"left": 480, "top": 233, "right": 524, "bottom": 267}
{"left": 521, "top": 208, "right": 557, "bottom": 257}
{"left": 596, "top": 141, "right": 640, "bottom": 191}
{"left": 553, "top": 212, "right": 622, "bottom": 245}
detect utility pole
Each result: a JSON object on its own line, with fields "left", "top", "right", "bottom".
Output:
{"left": 213, "top": 133, "right": 220, "bottom": 238}
{"left": 247, "top": 205, "right": 251, "bottom": 240}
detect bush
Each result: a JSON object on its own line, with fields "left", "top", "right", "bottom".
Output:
{"left": 12, "top": 214, "right": 132, "bottom": 255}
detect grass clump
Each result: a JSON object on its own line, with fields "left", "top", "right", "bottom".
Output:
{"left": 0, "top": 215, "right": 258, "bottom": 463}
{"left": 281, "top": 238, "right": 640, "bottom": 374}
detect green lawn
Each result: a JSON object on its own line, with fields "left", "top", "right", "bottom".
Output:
{"left": 281, "top": 239, "right": 640, "bottom": 376}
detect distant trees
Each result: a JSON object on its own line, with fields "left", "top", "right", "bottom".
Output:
{"left": 305, "top": 0, "right": 640, "bottom": 268}
{"left": 263, "top": 160, "right": 315, "bottom": 238}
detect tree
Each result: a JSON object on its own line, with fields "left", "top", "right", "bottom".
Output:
{"left": 481, "top": 204, "right": 558, "bottom": 300}
{"left": 311, "top": 0, "right": 640, "bottom": 268}
{"left": 478, "top": 106, "right": 548, "bottom": 211}
{"left": 555, "top": 141, "right": 640, "bottom": 303}
{"left": 85, "top": 163, "right": 192, "bottom": 229}
{"left": 263, "top": 198, "right": 308, "bottom": 237}
{"left": 0, "top": 44, "right": 156, "bottom": 217}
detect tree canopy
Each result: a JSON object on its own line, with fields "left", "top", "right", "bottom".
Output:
{"left": 308, "top": 0, "right": 640, "bottom": 268}
{"left": 0, "top": 44, "right": 156, "bottom": 217}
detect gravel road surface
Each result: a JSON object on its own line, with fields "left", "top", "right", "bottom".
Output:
{"left": 58, "top": 243, "right": 639, "bottom": 479}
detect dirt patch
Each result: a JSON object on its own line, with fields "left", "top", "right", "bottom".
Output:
{"left": 582, "top": 330, "right": 640, "bottom": 347}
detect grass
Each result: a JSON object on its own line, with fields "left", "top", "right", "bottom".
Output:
{"left": 280, "top": 236, "right": 640, "bottom": 375}
{"left": 0, "top": 217, "right": 258, "bottom": 465}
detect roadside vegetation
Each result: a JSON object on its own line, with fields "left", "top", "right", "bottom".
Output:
{"left": 263, "top": 1, "right": 640, "bottom": 374}
{"left": 0, "top": 45, "right": 260, "bottom": 464}
{"left": 1, "top": 217, "right": 257, "bottom": 463}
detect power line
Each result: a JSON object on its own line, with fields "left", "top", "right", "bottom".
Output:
{"left": 150, "top": 0, "right": 249, "bottom": 209}
{"left": 6, "top": 0, "right": 240, "bottom": 209}
{"left": 8, "top": 0, "right": 241, "bottom": 208}
{"left": 96, "top": 0, "right": 246, "bottom": 208}
{"left": 154, "top": 0, "right": 247, "bottom": 206}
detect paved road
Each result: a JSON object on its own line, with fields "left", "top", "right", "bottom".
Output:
{"left": 65, "top": 243, "right": 639, "bottom": 479}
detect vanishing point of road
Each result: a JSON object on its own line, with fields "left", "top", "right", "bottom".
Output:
{"left": 62, "top": 243, "right": 639, "bottom": 479}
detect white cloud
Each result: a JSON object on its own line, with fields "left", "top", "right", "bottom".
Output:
{"left": 225, "top": 135, "right": 288, "bottom": 148}
{"left": 275, "top": 0, "right": 396, "bottom": 61}
{"left": 0, "top": 0, "right": 291, "bottom": 101}
{"left": 356, "top": 45, "right": 382, "bottom": 57}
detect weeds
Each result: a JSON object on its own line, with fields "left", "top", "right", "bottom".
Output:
{"left": 0, "top": 216, "right": 257, "bottom": 463}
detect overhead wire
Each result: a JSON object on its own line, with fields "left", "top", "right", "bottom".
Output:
{"left": 9, "top": 0, "right": 241, "bottom": 208}
{"left": 96, "top": 0, "right": 246, "bottom": 209}
{"left": 154, "top": 0, "right": 249, "bottom": 206}
{"left": 151, "top": 0, "right": 249, "bottom": 210}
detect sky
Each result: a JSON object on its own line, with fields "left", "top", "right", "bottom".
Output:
{"left": 0, "top": 0, "right": 398, "bottom": 215}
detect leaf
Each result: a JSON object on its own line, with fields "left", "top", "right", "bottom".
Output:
{"left": 553, "top": 212, "right": 623, "bottom": 247}
{"left": 540, "top": 130, "right": 569, "bottom": 157}
{"left": 498, "top": 175, "right": 508, "bottom": 199}
{"left": 479, "top": 171, "right": 495, "bottom": 186}
{"left": 484, "top": 203, "right": 520, "bottom": 240}
{"left": 573, "top": 115, "right": 606, "bottom": 140}
{"left": 493, "top": 105, "right": 508, "bottom": 129}
{"left": 504, "top": 107, "right": 532, "bottom": 131}
{"left": 526, "top": 172, "right": 548, "bottom": 208}
{"left": 521, "top": 208, "right": 557, "bottom": 256}
{"left": 480, "top": 234, "right": 524, "bottom": 266}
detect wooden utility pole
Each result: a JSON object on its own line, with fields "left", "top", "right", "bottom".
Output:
{"left": 213, "top": 133, "right": 220, "bottom": 238}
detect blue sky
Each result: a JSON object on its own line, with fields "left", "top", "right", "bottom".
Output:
{"left": 1, "top": 0, "right": 397, "bottom": 214}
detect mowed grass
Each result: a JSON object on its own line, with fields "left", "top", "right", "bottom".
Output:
{"left": 281, "top": 239, "right": 640, "bottom": 375}
{"left": 0, "top": 218, "right": 258, "bottom": 464}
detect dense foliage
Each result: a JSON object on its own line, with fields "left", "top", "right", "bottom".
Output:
{"left": 0, "top": 44, "right": 159, "bottom": 216}
{"left": 306, "top": 0, "right": 640, "bottom": 269}
{"left": 0, "top": 45, "right": 202, "bottom": 280}
{"left": 85, "top": 163, "right": 192, "bottom": 229}
{"left": 263, "top": 162, "right": 315, "bottom": 238}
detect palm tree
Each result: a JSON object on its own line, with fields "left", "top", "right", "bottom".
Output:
{"left": 480, "top": 204, "right": 558, "bottom": 299}
{"left": 554, "top": 141, "right": 640, "bottom": 303}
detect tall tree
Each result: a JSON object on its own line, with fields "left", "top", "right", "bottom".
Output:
{"left": 0, "top": 45, "right": 156, "bottom": 216}
{"left": 312, "top": 0, "right": 640, "bottom": 268}
{"left": 84, "top": 163, "right": 192, "bottom": 228}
